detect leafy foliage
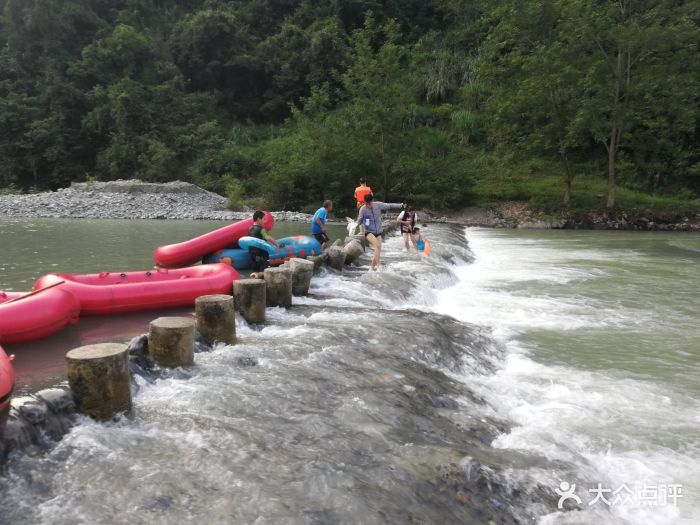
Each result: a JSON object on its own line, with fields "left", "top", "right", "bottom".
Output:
{"left": 0, "top": 0, "right": 697, "bottom": 213}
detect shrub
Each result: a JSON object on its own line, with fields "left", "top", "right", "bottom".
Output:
{"left": 224, "top": 176, "right": 245, "bottom": 210}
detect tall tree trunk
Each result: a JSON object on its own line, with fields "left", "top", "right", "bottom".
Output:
{"left": 379, "top": 130, "right": 388, "bottom": 201}
{"left": 607, "top": 128, "right": 617, "bottom": 209}
{"left": 606, "top": 47, "right": 626, "bottom": 210}
{"left": 560, "top": 148, "right": 573, "bottom": 204}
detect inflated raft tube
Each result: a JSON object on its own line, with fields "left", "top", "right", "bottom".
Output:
{"left": 204, "top": 235, "right": 323, "bottom": 270}
{"left": 34, "top": 264, "right": 240, "bottom": 316}
{"left": 153, "top": 212, "right": 275, "bottom": 268}
{"left": 0, "top": 345, "right": 16, "bottom": 413}
{"left": 238, "top": 236, "right": 277, "bottom": 255}
{"left": 0, "top": 286, "right": 80, "bottom": 344}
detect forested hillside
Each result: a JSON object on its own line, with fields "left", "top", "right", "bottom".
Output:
{"left": 1, "top": 0, "right": 698, "bottom": 213}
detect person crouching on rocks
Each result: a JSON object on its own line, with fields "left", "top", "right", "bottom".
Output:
{"left": 248, "top": 210, "right": 279, "bottom": 272}
{"left": 357, "top": 194, "right": 405, "bottom": 271}
{"left": 311, "top": 200, "right": 332, "bottom": 249}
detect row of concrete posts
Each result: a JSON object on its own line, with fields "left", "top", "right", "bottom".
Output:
{"left": 64, "top": 257, "right": 319, "bottom": 421}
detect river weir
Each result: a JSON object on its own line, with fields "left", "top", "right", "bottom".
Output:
{"left": 0, "top": 223, "right": 699, "bottom": 524}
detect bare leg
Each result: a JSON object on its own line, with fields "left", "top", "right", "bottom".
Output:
{"left": 366, "top": 233, "right": 382, "bottom": 269}
{"left": 402, "top": 232, "right": 410, "bottom": 250}
{"left": 410, "top": 233, "right": 420, "bottom": 250}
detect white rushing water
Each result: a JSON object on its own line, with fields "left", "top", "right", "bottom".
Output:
{"left": 429, "top": 229, "right": 700, "bottom": 525}
{"left": 2, "top": 223, "right": 698, "bottom": 525}
{"left": 301, "top": 226, "right": 700, "bottom": 523}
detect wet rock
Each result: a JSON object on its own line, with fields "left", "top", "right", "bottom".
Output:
{"left": 234, "top": 356, "right": 258, "bottom": 368}
{"left": 11, "top": 396, "right": 48, "bottom": 426}
{"left": 434, "top": 396, "right": 459, "bottom": 409}
{"left": 194, "top": 329, "right": 213, "bottom": 353}
{"left": 141, "top": 495, "right": 174, "bottom": 512}
{"left": 128, "top": 335, "right": 158, "bottom": 378}
{"left": 418, "top": 460, "right": 554, "bottom": 525}
{"left": 302, "top": 508, "right": 341, "bottom": 524}
{"left": 2, "top": 418, "right": 37, "bottom": 456}
{"left": 127, "top": 334, "right": 149, "bottom": 357}
{"left": 35, "top": 388, "right": 75, "bottom": 415}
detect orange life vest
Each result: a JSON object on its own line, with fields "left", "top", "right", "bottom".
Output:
{"left": 355, "top": 185, "right": 372, "bottom": 207}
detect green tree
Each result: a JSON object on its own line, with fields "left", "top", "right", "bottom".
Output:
{"left": 563, "top": 0, "right": 699, "bottom": 207}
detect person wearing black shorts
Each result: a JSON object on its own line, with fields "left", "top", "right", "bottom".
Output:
{"left": 357, "top": 194, "right": 405, "bottom": 270}
{"left": 314, "top": 231, "right": 330, "bottom": 246}
{"left": 311, "top": 200, "right": 333, "bottom": 249}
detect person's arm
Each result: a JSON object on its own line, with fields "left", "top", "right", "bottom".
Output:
{"left": 379, "top": 202, "right": 405, "bottom": 211}
{"left": 357, "top": 206, "right": 366, "bottom": 232}
{"left": 261, "top": 229, "right": 280, "bottom": 249}
{"left": 396, "top": 211, "right": 408, "bottom": 224}
{"left": 315, "top": 216, "right": 326, "bottom": 232}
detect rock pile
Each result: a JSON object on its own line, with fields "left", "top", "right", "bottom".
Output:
{"left": 0, "top": 180, "right": 313, "bottom": 222}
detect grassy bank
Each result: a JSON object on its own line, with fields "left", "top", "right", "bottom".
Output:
{"left": 472, "top": 173, "right": 700, "bottom": 216}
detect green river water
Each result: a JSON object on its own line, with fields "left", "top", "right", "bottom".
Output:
{"left": 0, "top": 218, "right": 347, "bottom": 392}
{"left": 1, "top": 219, "right": 699, "bottom": 524}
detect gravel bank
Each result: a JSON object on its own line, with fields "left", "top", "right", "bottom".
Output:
{"left": 0, "top": 180, "right": 313, "bottom": 222}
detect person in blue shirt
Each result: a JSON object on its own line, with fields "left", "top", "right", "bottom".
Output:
{"left": 311, "top": 200, "right": 332, "bottom": 249}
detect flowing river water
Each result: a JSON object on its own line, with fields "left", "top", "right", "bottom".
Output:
{"left": 0, "top": 219, "right": 699, "bottom": 524}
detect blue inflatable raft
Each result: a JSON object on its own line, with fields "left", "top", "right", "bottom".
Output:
{"left": 203, "top": 235, "right": 323, "bottom": 270}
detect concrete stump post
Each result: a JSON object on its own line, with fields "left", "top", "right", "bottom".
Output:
{"left": 327, "top": 246, "right": 347, "bottom": 271}
{"left": 307, "top": 254, "right": 328, "bottom": 273}
{"left": 288, "top": 258, "right": 315, "bottom": 296}
{"left": 66, "top": 343, "right": 131, "bottom": 420}
{"left": 342, "top": 239, "right": 364, "bottom": 265}
{"left": 148, "top": 317, "right": 195, "bottom": 368}
{"left": 353, "top": 233, "right": 368, "bottom": 249}
{"left": 195, "top": 294, "right": 236, "bottom": 345}
{"left": 264, "top": 267, "right": 292, "bottom": 307}
{"left": 233, "top": 278, "right": 266, "bottom": 323}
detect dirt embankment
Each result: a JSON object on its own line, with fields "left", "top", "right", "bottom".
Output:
{"left": 423, "top": 202, "right": 700, "bottom": 231}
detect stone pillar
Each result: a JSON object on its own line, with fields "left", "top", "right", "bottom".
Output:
{"left": 195, "top": 294, "right": 236, "bottom": 345}
{"left": 288, "top": 258, "right": 315, "bottom": 296}
{"left": 264, "top": 267, "right": 292, "bottom": 307}
{"left": 66, "top": 343, "right": 131, "bottom": 421}
{"left": 342, "top": 239, "right": 364, "bottom": 265}
{"left": 353, "top": 233, "right": 368, "bottom": 249}
{"left": 233, "top": 279, "right": 266, "bottom": 323}
{"left": 148, "top": 317, "right": 195, "bottom": 368}
{"left": 326, "top": 246, "right": 347, "bottom": 271}
{"left": 307, "top": 254, "right": 328, "bottom": 273}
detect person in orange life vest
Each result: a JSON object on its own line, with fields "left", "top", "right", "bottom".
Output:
{"left": 354, "top": 178, "right": 373, "bottom": 208}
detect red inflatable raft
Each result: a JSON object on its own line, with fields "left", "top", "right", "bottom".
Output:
{"left": 153, "top": 212, "right": 275, "bottom": 268}
{"left": 0, "top": 345, "right": 15, "bottom": 414}
{"left": 34, "top": 264, "right": 239, "bottom": 316}
{"left": 0, "top": 286, "right": 80, "bottom": 344}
